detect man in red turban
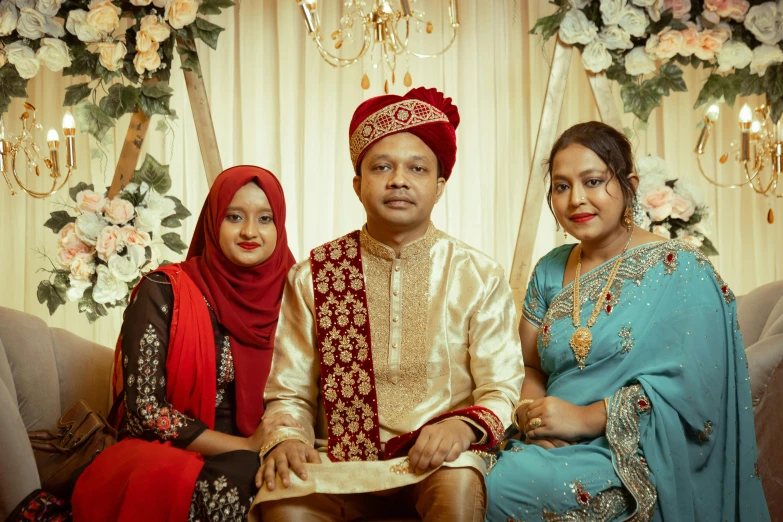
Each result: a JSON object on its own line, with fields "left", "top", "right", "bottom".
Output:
{"left": 252, "top": 88, "right": 523, "bottom": 522}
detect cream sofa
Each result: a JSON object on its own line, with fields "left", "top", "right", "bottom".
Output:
{"left": 1, "top": 280, "right": 782, "bottom": 519}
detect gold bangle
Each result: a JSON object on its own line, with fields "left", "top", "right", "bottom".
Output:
{"left": 603, "top": 397, "right": 610, "bottom": 415}
{"left": 512, "top": 399, "right": 535, "bottom": 430}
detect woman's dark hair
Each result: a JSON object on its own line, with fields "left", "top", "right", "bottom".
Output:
{"left": 545, "top": 121, "right": 637, "bottom": 223}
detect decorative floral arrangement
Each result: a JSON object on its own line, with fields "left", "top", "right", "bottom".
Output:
{"left": 0, "top": 0, "right": 234, "bottom": 139}
{"left": 37, "top": 153, "right": 190, "bottom": 322}
{"left": 635, "top": 154, "right": 718, "bottom": 255}
{"left": 532, "top": 0, "right": 783, "bottom": 123}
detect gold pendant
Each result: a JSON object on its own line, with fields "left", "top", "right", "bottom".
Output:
{"left": 570, "top": 327, "right": 592, "bottom": 370}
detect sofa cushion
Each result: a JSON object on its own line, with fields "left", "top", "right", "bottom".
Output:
{"left": 738, "top": 280, "right": 783, "bottom": 347}
{"left": 51, "top": 328, "right": 114, "bottom": 417}
{"left": 0, "top": 307, "right": 61, "bottom": 430}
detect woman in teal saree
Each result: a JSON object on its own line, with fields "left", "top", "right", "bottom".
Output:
{"left": 485, "top": 122, "right": 769, "bottom": 522}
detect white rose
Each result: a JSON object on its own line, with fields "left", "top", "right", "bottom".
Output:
{"left": 145, "top": 189, "right": 176, "bottom": 217}
{"left": 35, "top": 37, "right": 70, "bottom": 71}
{"left": 636, "top": 154, "right": 668, "bottom": 178}
{"left": 600, "top": 0, "right": 626, "bottom": 25}
{"left": 569, "top": 0, "right": 591, "bottom": 7}
{"left": 165, "top": 0, "right": 198, "bottom": 29}
{"left": 750, "top": 43, "right": 783, "bottom": 75}
{"left": 631, "top": 0, "right": 657, "bottom": 6}
{"left": 65, "top": 9, "right": 101, "bottom": 42}
{"left": 95, "top": 40, "right": 126, "bottom": 71}
{"left": 693, "top": 222, "right": 710, "bottom": 236}
{"left": 652, "top": 225, "right": 671, "bottom": 238}
{"left": 624, "top": 45, "right": 656, "bottom": 76}
{"left": 66, "top": 276, "right": 92, "bottom": 302}
{"left": 716, "top": 40, "right": 752, "bottom": 72}
{"left": 559, "top": 8, "right": 598, "bottom": 45}
{"left": 744, "top": 2, "right": 783, "bottom": 45}
{"left": 5, "top": 41, "right": 39, "bottom": 79}
{"left": 75, "top": 211, "right": 107, "bottom": 245}
{"left": 11, "top": 0, "right": 34, "bottom": 7}
{"left": 599, "top": 25, "right": 633, "bottom": 50}
{"left": 108, "top": 251, "right": 142, "bottom": 282}
{"left": 619, "top": 6, "right": 648, "bottom": 37}
{"left": 0, "top": 1, "right": 18, "bottom": 36}
{"left": 144, "top": 245, "right": 161, "bottom": 272}
{"left": 582, "top": 40, "right": 613, "bottom": 73}
{"left": 645, "top": 0, "right": 665, "bottom": 21}
{"left": 134, "top": 206, "right": 162, "bottom": 235}
{"left": 152, "top": 0, "right": 166, "bottom": 7}
{"left": 16, "top": 6, "right": 46, "bottom": 38}
{"left": 35, "top": 0, "right": 60, "bottom": 16}
{"left": 93, "top": 265, "right": 129, "bottom": 304}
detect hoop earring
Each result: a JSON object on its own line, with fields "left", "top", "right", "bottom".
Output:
{"left": 623, "top": 205, "right": 634, "bottom": 231}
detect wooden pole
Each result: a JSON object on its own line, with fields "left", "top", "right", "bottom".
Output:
{"left": 182, "top": 49, "right": 222, "bottom": 185}
{"left": 587, "top": 71, "right": 623, "bottom": 132}
{"left": 509, "top": 38, "right": 573, "bottom": 314}
{"left": 107, "top": 109, "right": 151, "bottom": 199}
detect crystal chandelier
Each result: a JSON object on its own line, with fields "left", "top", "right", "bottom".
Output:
{"left": 296, "top": 0, "right": 459, "bottom": 93}
{"left": 0, "top": 102, "right": 78, "bottom": 199}
{"left": 694, "top": 103, "right": 781, "bottom": 224}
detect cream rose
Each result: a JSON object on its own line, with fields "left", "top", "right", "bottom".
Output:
{"left": 95, "top": 40, "right": 126, "bottom": 72}
{"left": 16, "top": 6, "right": 46, "bottom": 38}
{"left": 12, "top": 0, "right": 35, "bottom": 7}
{"left": 86, "top": 0, "right": 121, "bottom": 34}
{"left": 582, "top": 40, "right": 613, "bottom": 73}
{"left": 664, "top": 0, "right": 691, "bottom": 20}
{"left": 559, "top": 8, "right": 598, "bottom": 45}
{"left": 130, "top": 0, "right": 152, "bottom": 4}
{"left": 600, "top": 0, "right": 625, "bottom": 25}
{"left": 599, "top": 25, "right": 633, "bottom": 51}
{"left": 135, "top": 30, "right": 156, "bottom": 53}
{"left": 750, "top": 43, "right": 783, "bottom": 75}
{"left": 704, "top": 0, "right": 750, "bottom": 22}
{"left": 134, "top": 206, "right": 161, "bottom": 235}
{"left": 36, "top": 37, "right": 71, "bottom": 71}
{"left": 36, "top": 0, "right": 60, "bottom": 16}
{"left": 744, "top": 2, "right": 783, "bottom": 45}
{"left": 647, "top": 29, "right": 684, "bottom": 60}
{"left": 165, "top": 0, "right": 197, "bottom": 29}
{"left": 145, "top": 189, "right": 176, "bottom": 217}
{"left": 0, "top": 0, "right": 18, "bottom": 36}
{"left": 619, "top": 6, "right": 648, "bottom": 38}
{"left": 152, "top": 0, "right": 166, "bottom": 7}
{"left": 694, "top": 29, "right": 724, "bottom": 60}
{"left": 716, "top": 40, "right": 752, "bottom": 72}
{"left": 670, "top": 194, "right": 696, "bottom": 220}
{"left": 65, "top": 9, "right": 101, "bottom": 42}
{"left": 119, "top": 225, "right": 151, "bottom": 249}
{"left": 5, "top": 41, "right": 39, "bottom": 79}
{"left": 75, "top": 189, "right": 107, "bottom": 214}
{"left": 642, "top": 186, "right": 675, "bottom": 222}
{"left": 95, "top": 225, "right": 121, "bottom": 261}
{"left": 646, "top": 0, "right": 665, "bottom": 22}
{"left": 652, "top": 225, "right": 671, "bottom": 238}
{"left": 133, "top": 47, "right": 161, "bottom": 75}
{"left": 679, "top": 234, "right": 703, "bottom": 247}
{"left": 569, "top": 0, "right": 591, "bottom": 7}
{"left": 70, "top": 252, "right": 96, "bottom": 282}
{"left": 632, "top": 0, "right": 658, "bottom": 6}
{"left": 679, "top": 23, "right": 700, "bottom": 56}
{"left": 140, "top": 14, "right": 171, "bottom": 42}
{"left": 624, "top": 46, "right": 657, "bottom": 76}
{"left": 93, "top": 264, "right": 129, "bottom": 304}
{"left": 103, "top": 198, "right": 135, "bottom": 225}
{"left": 66, "top": 277, "right": 92, "bottom": 302}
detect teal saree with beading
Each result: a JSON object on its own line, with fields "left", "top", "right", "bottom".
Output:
{"left": 485, "top": 240, "right": 769, "bottom": 522}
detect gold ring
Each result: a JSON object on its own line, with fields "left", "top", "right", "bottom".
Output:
{"left": 526, "top": 417, "right": 542, "bottom": 431}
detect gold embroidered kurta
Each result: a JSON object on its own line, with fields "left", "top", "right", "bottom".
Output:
{"left": 261, "top": 224, "right": 524, "bottom": 452}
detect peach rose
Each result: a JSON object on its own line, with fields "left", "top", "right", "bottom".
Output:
{"left": 103, "top": 198, "right": 135, "bottom": 225}
{"left": 133, "top": 47, "right": 161, "bottom": 75}
{"left": 70, "top": 252, "right": 96, "bottom": 282}
{"left": 95, "top": 225, "right": 121, "bottom": 261}
{"left": 165, "top": 0, "right": 198, "bottom": 29}
{"left": 704, "top": 0, "right": 750, "bottom": 22}
{"left": 75, "top": 189, "right": 106, "bottom": 214}
{"left": 139, "top": 14, "right": 171, "bottom": 43}
{"left": 56, "top": 241, "right": 92, "bottom": 269}
{"left": 135, "top": 30, "right": 156, "bottom": 53}
{"left": 652, "top": 225, "right": 671, "bottom": 238}
{"left": 129, "top": 0, "right": 153, "bottom": 5}
{"left": 86, "top": 0, "right": 121, "bottom": 34}
{"left": 695, "top": 29, "right": 724, "bottom": 60}
{"left": 664, "top": 0, "right": 692, "bottom": 20}
{"left": 57, "top": 222, "right": 82, "bottom": 251}
{"left": 119, "top": 225, "right": 151, "bottom": 249}
{"left": 641, "top": 186, "right": 675, "bottom": 222}
{"left": 680, "top": 234, "right": 703, "bottom": 247}
{"left": 95, "top": 40, "right": 126, "bottom": 71}
{"left": 670, "top": 194, "right": 696, "bottom": 220}
{"left": 647, "top": 29, "right": 684, "bottom": 60}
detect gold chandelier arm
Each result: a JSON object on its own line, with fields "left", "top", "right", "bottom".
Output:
{"left": 312, "top": 22, "right": 374, "bottom": 68}
{"left": 695, "top": 154, "right": 755, "bottom": 189}
{"left": 745, "top": 161, "right": 778, "bottom": 195}
{"left": 1, "top": 169, "right": 16, "bottom": 196}
{"left": 9, "top": 149, "right": 73, "bottom": 199}
{"left": 391, "top": 18, "right": 458, "bottom": 59}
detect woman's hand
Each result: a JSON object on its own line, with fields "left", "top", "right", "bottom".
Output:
{"left": 247, "top": 414, "right": 303, "bottom": 452}
{"left": 524, "top": 396, "right": 606, "bottom": 442}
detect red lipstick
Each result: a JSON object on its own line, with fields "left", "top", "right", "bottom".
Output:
{"left": 570, "top": 213, "right": 595, "bottom": 223}
{"left": 238, "top": 242, "right": 260, "bottom": 250}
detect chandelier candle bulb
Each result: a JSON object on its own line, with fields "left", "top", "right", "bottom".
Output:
{"left": 46, "top": 128, "right": 60, "bottom": 178}
{"left": 449, "top": 0, "right": 460, "bottom": 26}
{"left": 400, "top": 0, "right": 411, "bottom": 17}
{"left": 775, "top": 143, "right": 783, "bottom": 175}
{"left": 63, "top": 112, "right": 76, "bottom": 170}
{"left": 299, "top": 1, "right": 317, "bottom": 34}
{"left": 706, "top": 104, "right": 720, "bottom": 123}
{"left": 739, "top": 104, "right": 753, "bottom": 162}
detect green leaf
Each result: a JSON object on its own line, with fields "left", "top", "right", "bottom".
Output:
{"left": 198, "top": 0, "right": 234, "bottom": 15}
{"left": 177, "top": 46, "right": 201, "bottom": 75}
{"left": 133, "top": 154, "right": 172, "bottom": 194}
{"left": 191, "top": 17, "right": 225, "bottom": 50}
{"left": 63, "top": 45, "right": 98, "bottom": 78}
{"left": 161, "top": 216, "right": 182, "bottom": 228}
{"left": 161, "top": 232, "right": 188, "bottom": 254}
{"left": 740, "top": 69, "right": 766, "bottom": 96}
{"left": 650, "top": 62, "right": 687, "bottom": 96}
{"left": 37, "top": 280, "right": 66, "bottom": 316}
{"left": 75, "top": 100, "right": 115, "bottom": 142}
{"left": 770, "top": 97, "right": 783, "bottom": 126}
{"left": 138, "top": 83, "right": 175, "bottom": 118}
{"left": 606, "top": 59, "right": 631, "bottom": 84}
{"left": 156, "top": 119, "right": 169, "bottom": 133}
{"left": 694, "top": 73, "right": 741, "bottom": 110}
{"left": 700, "top": 237, "right": 719, "bottom": 257}
{"left": 669, "top": 21, "right": 688, "bottom": 30}
{"left": 43, "top": 210, "right": 77, "bottom": 233}
{"left": 63, "top": 82, "right": 92, "bottom": 107}
{"left": 621, "top": 81, "right": 662, "bottom": 122}
{"left": 646, "top": 8, "right": 674, "bottom": 34}
{"left": 0, "top": 67, "right": 29, "bottom": 115}
{"left": 766, "top": 63, "right": 783, "bottom": 105}
{"left": 53, "top": 270, "right": 70, "bottom": 294}
{"left": 529, "top": 5, "right": 567, "bottom": 41}
{"left": 69, "top": 182, "right": 95, "bottom": 202}
{"left": 99, "top": 84, "right": 141, "bottom": 119}
{"left": 165, "top": 195, "right": 192, "bottom": 219}
{"left": 77, "top": 287, "right": 109, "bottom": 323}
{"left": 141, "top": 83, "right": 175, "bottom": 99}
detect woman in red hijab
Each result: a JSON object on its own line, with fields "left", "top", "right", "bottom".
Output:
{"left": 72, "top": 166, "right": 297, "bottom": 522}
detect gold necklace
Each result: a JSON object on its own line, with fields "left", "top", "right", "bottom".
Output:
{"left": 570, "top": 230, "right": 634, "bottom": 370}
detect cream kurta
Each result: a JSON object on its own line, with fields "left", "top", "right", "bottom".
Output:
{"left": 254, "top": 224, "right": 523, "bottom": 503}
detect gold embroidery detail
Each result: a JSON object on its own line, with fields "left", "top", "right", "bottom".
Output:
{"left": 475, "top": 409, "right": 505, "bottom": 443}
{"left": 215, "top": 335, "right": 234, "bottom": 406}
{"left": 696, "top": 420, "right": 713, "bottom": 444}
{"left": 390, "top": 457, "right": 413, "bottom": 475}
{"left": 258, "top": 432, "right": 312, "bottom": 459}
{"left": 541, "top": 486, "right": 633, "bottom": 521}
{"left": 349, "top": 100, "right": 449, "bottom": 167}
{"left": 189, "top": 476, "right": 248, "bottom": 522}
{"left": 471, "top": 450, "right": 498, "bottom": 474}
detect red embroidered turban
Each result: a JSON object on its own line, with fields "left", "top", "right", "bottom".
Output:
{"left": 349, "top": 87, "right": 460, "bottom": 180}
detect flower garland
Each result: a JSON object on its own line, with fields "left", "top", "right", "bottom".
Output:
{"left": 636, "top": 154, "right": 718, "bottom": 255}
{"left": 532, "top": 1, "right": 783, "bottom": 123}
{"left": 37, "top": 153, "right": 190, "bottom": 322}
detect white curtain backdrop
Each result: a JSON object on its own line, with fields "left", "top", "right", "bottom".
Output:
{"left": 1, "top": 1, "right": 781, "bottom": 348}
